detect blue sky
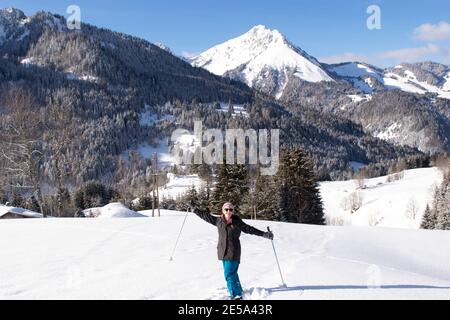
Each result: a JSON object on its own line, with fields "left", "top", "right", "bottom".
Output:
{"left": 2, "top": 0, "right": 449, "bottom": 66}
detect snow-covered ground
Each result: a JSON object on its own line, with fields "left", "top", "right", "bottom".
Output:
{"left": 122, "top": 132, "right": 202, "bottom": 170}
{"left": 321, "top": 167, "right": 443, "bottom": 228}
{"left": 1, "top": 211, "right": 450, "bottom": 300}
{"left": 66, "top": 73, "right": 99, "bottom": 83}
{"left": 139, "top": 108, "right": 175, "bottom": 127}
{"left": 347, "top": 94, "right": 372, "bottom": 103}
{"left": 159, "top": 173, "right": 204, "bottom": 200}
{"left": 122, "top": 138, "right": 174, "bottom": 169}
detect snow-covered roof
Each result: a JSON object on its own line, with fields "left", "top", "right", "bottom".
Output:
{"left": 0, "top": 205, "right": 43, "bottom": 218}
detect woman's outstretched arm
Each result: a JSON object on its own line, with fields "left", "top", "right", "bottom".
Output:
{"left": 193, "top": 208, "right": 220, "bottom": 226}
{"left": 235, "top": 216, "right": 272, "bottom": 238}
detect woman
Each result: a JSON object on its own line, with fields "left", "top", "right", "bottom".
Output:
{"left": 194, "top": 202, "right": 274, "bottom": 300}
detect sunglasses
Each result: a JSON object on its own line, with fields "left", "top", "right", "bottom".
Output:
{"left": 224, "top": 208, "right": 234, "bottom": 212}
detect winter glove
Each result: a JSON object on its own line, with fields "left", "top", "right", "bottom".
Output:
{"left": 263, "top": 231, "right": 274, "bottom": 240}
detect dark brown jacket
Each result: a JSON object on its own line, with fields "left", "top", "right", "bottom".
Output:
{"left": 194, "top": 209, "right": 265, "bottom": 262}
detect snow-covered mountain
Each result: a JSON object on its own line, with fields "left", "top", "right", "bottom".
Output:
{"left": 190, "top": 25, "right": 334, "bottom": 98}
{"left": 328, "top": 61, "right": 450, "bottom": 100}
{"left": 189, "top": 24, "right": 450, "bottom": 102}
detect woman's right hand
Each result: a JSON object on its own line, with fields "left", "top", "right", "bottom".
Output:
{"left": 263, "top": 231, "right": 274, "bottom": 240}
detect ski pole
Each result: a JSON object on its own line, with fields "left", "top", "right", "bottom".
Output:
{"left": 169, "top": 208, "right": 190, "bottom": 261}
{"left": 268, "top": 227, "right": 287, "bottom": 287}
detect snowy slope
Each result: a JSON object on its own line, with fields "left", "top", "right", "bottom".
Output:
{"left": 328, "top": 62, "right": 450, "bottom": 99}
{"left": 0, "top": 213, "right": 450, "bottom": 300}
{"left": 159, "top": 173, "right": 204, "bottom": 200}
{"left": 191, "top": 25, "right": 333, "bottom": 98}
{"left": 329, "top": 62, "right": 383, "bottom": 80}
{"left": 443, "top": 72, "right": 450, "bottom": 92}
{"left": 321, "top": 168, "right": 443, "bottom": 229}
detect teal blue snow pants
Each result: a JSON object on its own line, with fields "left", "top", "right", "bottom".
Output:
{"left": 222, "top": 260, "right": 243, "bottom": 298}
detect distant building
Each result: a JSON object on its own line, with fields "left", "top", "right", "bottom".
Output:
{"left": 0, "top": 205, "right": 43, "bottom": 219}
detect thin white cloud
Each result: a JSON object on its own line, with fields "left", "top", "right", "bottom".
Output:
{"left": 413, "top": 21, "right": 450, "bottom": 41}
{"left": 321, "top": 45, "right": 449, "bottom": 68}
{"left": 319, "top": 53, "right": 370, "bottom": 64}
{"left": 377, "top": 44, "right": 443, "bottom": 63}
{"left": 319, "top": 23, "right": 450, "bottom": 68}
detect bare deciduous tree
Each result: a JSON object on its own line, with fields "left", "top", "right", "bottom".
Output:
{"left": 405, "top": 197, "right": 419, "bottom": 220}
{"left": 0, "top": 88, "right": 46, "bottom": 215}
{"left": 355, "top": 168, "right": 367, "bottom": 190}
{"left": 341, "top": 191, "right": 364, "bottom": 214}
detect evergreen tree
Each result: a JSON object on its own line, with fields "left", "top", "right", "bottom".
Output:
{"left": 74, "top": 190, "right": 85, "bottom": 210}
{"left": 185, "top": 186, "right": 200, "bottom": 210}
{"left": 276, "top": 183, "right": 291, "bottom": 222}
{"left": 11, "top": 190, "right": 25, "bottom": 208}
{"left": 435, "top": 174, "right": 450, "bottom": 230}
{"left": 134, "top": 195, "right": 153, "bottom": 211}
{"left": 0, "top": 189, "right": 7, "bottom": 205}
{"left": 160, "top": 197, "right": 177, "bottom": 210}
{"left": 197, "top": 182, "right": 212, "bottom": 213}
{"left": 73, "top": 182, "right": 116, "bottom": 210}
{"left": 25, "top": 196, "right": 41, "bottom": 213}
{"left": 422, "top": 172, "right": 450, "bottom": 230}
{"left": 421, "top": 205, "right": 435, "bottom": 230}
{"left": 275, "top": 148, "right": 325, "bottom": 225}
{"left": 211, "top": 162, "right": 248, "bottom": 214}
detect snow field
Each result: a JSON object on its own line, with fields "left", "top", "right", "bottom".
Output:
{"left": 1, "top": 211, "right": 450, "bottom": 300}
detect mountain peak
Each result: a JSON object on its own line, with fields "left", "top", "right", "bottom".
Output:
{"left": 244, "top": 24, "right": 286, "bottom": 45}
{"left": 1, "top": 7, "right": 25, "bottom": 15}
{"left": 190, "top": 25, "right": 333, "bottom": 98}
{"left": 248, "top": 24, "right": 280, "bottom": 35}
{"left": 0, "top": 7, "right": 26, "bottom": 21}
{"left": 0, "top": 7, "right": 28, "bottom": 44}
{"left": 249, "top": 24, "right": 269, "bottom": 32}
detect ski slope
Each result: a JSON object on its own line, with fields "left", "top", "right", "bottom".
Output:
{"left": 1, "top": 211, "right": 450, "bottom": 300}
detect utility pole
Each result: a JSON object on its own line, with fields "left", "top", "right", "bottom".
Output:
{"left": 152, "top": 155, "right": 155, "bottom": 217}
{"left": 152, "top": 153, "right": 161, "bottom": 217}
{"left": 155, "top": 153, "right": 161, "bottom": 217}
